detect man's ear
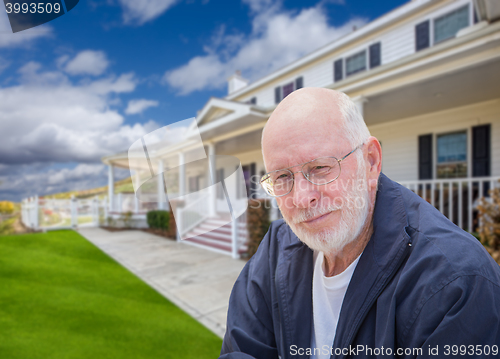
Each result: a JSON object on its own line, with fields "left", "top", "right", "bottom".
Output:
{"left": 365, "top": 136, "right": 382, "bottom": 188}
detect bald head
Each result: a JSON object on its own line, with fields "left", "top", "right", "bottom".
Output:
{"left": 262, "top": 88, "right": 370, "bottom": 171}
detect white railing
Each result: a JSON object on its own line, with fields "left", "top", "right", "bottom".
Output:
{"left": 399, "top": 176, "right": 500, "bottom": 232}
{"left": 176, "top": 192, "right": 211, "bottom": 239}
{"left": 21, "top": 196, "right": 108, "bottom": 230}
{"left": 111, "top": 192, "right": 160, "bottom": 213}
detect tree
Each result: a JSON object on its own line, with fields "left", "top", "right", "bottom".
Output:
{"left": 0, "top": 201, "right": 15, "bottom": 214}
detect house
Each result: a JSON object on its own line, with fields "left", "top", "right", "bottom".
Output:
{"left": 102, "top": 0, "right": 500, "bottom": 258}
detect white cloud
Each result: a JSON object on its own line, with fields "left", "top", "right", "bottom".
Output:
{"left": 0, "top": 22, "right": 52, "bottom": 47}
{"left": 63, "top": 50, "right": 110, "bottom": 76}
{"left": 0, "top": 56, "right": 9, "bottom": 74}
{"left": 164, "top": 2, "right": 367, "bottom": 95}
{"left": 118, "top": 0, "right": 179, "bottom": 25}
{"left": 0, "top": 163, "right": 130, "bottom": 201}
{"left": 0, "top": 61, "right": 159, "bottom": 166}
{"left": 125, "top": 99, "right": 159, "bottom": 115}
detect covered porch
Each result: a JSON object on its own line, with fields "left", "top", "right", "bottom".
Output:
{"left": 349, "top": 23, "right": 500, "bottom": 232}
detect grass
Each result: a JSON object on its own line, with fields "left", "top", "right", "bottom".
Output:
{"left": 0, "top": 230, "right": 222, "bottom": 359}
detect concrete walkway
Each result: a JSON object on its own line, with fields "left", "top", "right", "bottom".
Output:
{"left": 77, "top": 228, "right": 246, "bottom": 338}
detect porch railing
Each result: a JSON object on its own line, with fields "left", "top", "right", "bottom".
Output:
{"left": 176, "top": 192, "right": 211, "bottom": 240}
{"left": 399, "top": 176, "right": 500, "bottom": 232}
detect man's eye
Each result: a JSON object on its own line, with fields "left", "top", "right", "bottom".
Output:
{"left": 310, "top": 166, "right": 332, "bottom": 175}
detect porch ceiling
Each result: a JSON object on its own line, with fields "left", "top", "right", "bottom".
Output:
{"left": 364, "top": 57, "right": 500, "bottom": 126}
{"left": 215, "top": 128, "right": 263, "bottom": 156}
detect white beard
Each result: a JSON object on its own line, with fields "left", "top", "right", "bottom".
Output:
{"left": 281, "top": 160, "right": 370, "bottom": 255}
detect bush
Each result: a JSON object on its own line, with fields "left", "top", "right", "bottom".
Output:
{"left": 0, "top": 201, "right": 15, "bottom": 214}
{"left": 477, "top": 184, "right": 500, "bottom": 264}
{"left": 246, "top": 199, "right": 271, "bottom": 259}
{"left": 147, "top": 210, "right": 170, "bottom": 231}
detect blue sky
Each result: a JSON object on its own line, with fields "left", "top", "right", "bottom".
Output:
{"left": 0, "top": 0, "right": 407, "bottom": 202}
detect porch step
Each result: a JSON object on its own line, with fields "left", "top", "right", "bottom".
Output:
{"left": 183, "top": 218, "right": 248, "bottom": 257}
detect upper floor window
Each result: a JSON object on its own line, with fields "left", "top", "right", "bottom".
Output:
{"left": 246, "top": 97, "right": 256, "bottom": 105}
{"left": 434, "top": 5, "right": 469, "bottom": 44}
{"left": 437, "top": 131, "right": 467, "bottom": 178}
{"left": 415, "top": 5, "right": 470, "bottom": 52}
{"left": 346, "top": 50, "right": 366, "bottom": 76}
{"left": 275, "top": 76, "right": 304, "bottom": 104}
{"left": 334, "top": 42, "right": 381, "bottom": 82}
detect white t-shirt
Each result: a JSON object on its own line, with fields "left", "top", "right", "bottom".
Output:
{"left": 310, "top": 251, "right": 361, "bottom": 359}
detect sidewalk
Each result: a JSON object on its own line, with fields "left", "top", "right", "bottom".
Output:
{"left": 77, "top": 227, "right": 246, "bottom": 338}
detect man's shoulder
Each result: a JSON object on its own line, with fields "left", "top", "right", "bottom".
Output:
{"left": 375, "top": 174, "right": 499, "bottom": 281}
{"left": 386, "top": 177, "right": 500, "bottom": 283}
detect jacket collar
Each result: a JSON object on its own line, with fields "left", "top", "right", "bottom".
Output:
{"left": 277, "top": 173, "right": 412, "bottom": 358}
{"left": 332, "top": 173, "right": 412, "bottom": 356}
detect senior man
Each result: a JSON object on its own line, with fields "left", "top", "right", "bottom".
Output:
{"left": 220, "top": 88, "right": 500, "bottom": 359}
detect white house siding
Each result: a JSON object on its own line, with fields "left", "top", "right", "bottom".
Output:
{"left": 236, "top": 0, "right": 475, "bottom": 107}
{"left": 369, "top": 99, "right": 500, "bottom": 182}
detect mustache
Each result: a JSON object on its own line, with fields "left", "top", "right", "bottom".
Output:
{"left": 292, "top": 203, "right": 342, "bottom": 224}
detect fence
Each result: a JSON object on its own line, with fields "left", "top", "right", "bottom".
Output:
{"left": 399, "top": 176, "right": 500, "bottom": 232}
{"left": 21, "top": 196, "right": 108, "bottom": 231}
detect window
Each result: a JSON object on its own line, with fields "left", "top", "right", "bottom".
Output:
{"left": 188, "top": 176, "right": 200, "bottom": 192}
{"left": 246, "top": 97, "right": 256, "bottom": 105}
{"left": 437, "top": 131, "right": 467, "bottom": 178}
{"left": 416, "top": 5, "right": 470, "bottom": 52}
{"left": 275, "top": 77, "right": 304, "bottom": 103}
{"left": 216, "top": 168, "right": 224, "bottom": 199}
{"left": 346, "top": 50, "right": 366, "bottom": 76}
{"left": 282, "top": 82, "right": 294, "bottom": 99}
{"left": 434, "top": 5, "right": 469, "bottom": 44}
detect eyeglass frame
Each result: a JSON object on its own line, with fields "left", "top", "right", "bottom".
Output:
{"left": 260, "top": 143, "right": 364, "bottom": 197}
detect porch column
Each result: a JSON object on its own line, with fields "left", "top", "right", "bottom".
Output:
{"left": 352, "top": 95, "right": 367, "bottom": 119}
{"left": 179, "top": 152, "right": 185, "bottom": 196}
{"left": 207, "top": 142, "right": 216, "bottom": 217}
{"left": 177, "top": 152, "right": 186, "bottom": 242}
{"left": 134, "top": 170, "right": 140, "bottom": 213}
{"left": 108, "top": 165, "right": 114, "bottom": 212}
{"left": 157, "top": 159, "right": 166, "bottom": 210}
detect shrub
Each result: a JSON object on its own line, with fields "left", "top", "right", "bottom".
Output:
{"left": 0, "top": 201, "right": 15, "bottom": 214}
{"left": 477, "top": 184, "right": 500, "bottom": 264}
{"left": 147, "top": 210, "right": 170, "bottom": 231}
{"left": 246, "top": 199, "right": 271, "bottom": 259}
{"left": 121, "top": 211, "right": 134, "bottom": 228}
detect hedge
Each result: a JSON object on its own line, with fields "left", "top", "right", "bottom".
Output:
{"left": 146, "top": 210, "right": 170, "bottom": 231}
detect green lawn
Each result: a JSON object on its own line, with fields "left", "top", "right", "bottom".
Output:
{"left": 0, "top": 230, "right": 222, "bottom": 359}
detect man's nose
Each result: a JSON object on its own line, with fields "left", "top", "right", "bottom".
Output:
{"left": 291, "top": 172, "right": 321, "bottom": 208}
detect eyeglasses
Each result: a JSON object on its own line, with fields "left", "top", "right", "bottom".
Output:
{"left": 260, "top": 144, "right": 363, "bottom": 197}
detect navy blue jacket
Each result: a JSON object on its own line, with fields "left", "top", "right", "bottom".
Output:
{"left": 220, "top": 174, "right": 500, "bottom": 358}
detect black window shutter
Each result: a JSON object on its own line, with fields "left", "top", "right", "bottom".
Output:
{"left": 274, "top": 86, "right": 281, "bottom": 104}
{"left": 472, "top": 124, "right": 490, "bottom": 177}
{"left": 334, "top": 59, "right": 343, "bottom": 82}
{"left": 415, "top": 20, "right": 430, "bottom": 51}
{"left": 249, "top": 97, "right": 256, "bottom": 105}
{"left": 295, "top": 76, "right": 303, "bottom": 90}
{"left": 369, "top": 42, "right": 381, "bottom": 69}
{"left": 419, "top": 134, "right": 433, "bottom": 180}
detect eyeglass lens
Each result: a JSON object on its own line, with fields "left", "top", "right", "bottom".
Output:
{"left": 262, "top": 157, "right": 340, "bottom": 196}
